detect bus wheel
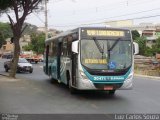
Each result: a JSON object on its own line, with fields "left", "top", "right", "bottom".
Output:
{"left": 108, "top": 90, "right": 116, "bottom": 96}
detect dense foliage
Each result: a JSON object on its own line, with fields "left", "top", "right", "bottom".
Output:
{"left": 0, "top": 22, "right": 12, "bottom": 48}
{"left": 134, "top": 36, "right": 146, "bottom": 55}
{"left": 23, "top": 33, "right": 45, "bottom": 54}
{"left": 152, "top": 38, "right": 160, "bottom": 54}
{"left": 131, "top": 30, "right": 140, "bottom": 40}
{"left": 132, "top": 30, "right": 160, "bottom": 56}
{"left": 0, "top": 0, "right": 12, "bottom": 11}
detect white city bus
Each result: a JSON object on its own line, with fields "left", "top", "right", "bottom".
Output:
{"left": 44, "top": 27, "right": 139, "bottom": 94}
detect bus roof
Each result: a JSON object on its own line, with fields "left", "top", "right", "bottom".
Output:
{"left": 45, "top": 28, "right": 78, "bottom": 43}
{"left": 45, "top": 27, "right": 130, "bottom": 43}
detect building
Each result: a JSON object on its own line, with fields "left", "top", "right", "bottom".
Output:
{"left": 37, "top": 27, "right": 61, "bottom": 38}
{"left": 0, "top": 35, "right": 31, "bottom": 55}
{"left": 104, "top": 21, "right": 160, "bottom": 47}
{"left": 1, "top": 38, "right": 14, "bottom": 52}
{"left": 105, "top": 20, "right": 133, "bottom": 28}
{"left": 142, "top": 29, "right": 160, "bottom": 48}
{"left": 0, "top": 38, "right": 14, "bottom": 57}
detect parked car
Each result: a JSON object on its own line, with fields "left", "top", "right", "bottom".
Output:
{"left": 2, "top": 54, "right": 13, "bottom": 59}
{"left": 4, "top": 58, "right": 33, "bottom": 73}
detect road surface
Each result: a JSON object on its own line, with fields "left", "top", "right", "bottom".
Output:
{"left": 0, "top": 58, "right": 160, "bottom": 114}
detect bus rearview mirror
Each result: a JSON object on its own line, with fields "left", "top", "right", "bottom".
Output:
{"left": 133, "top": 42, "right": 139, "bottom": 55}
{"left": 72, "top": 41, "right": 79, "bottom": 53}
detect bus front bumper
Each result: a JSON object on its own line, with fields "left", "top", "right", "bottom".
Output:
{"left": 76, "top": 75, "right": 133, "bottom": 90}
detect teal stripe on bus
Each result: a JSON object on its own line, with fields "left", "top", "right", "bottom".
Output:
{"left": 82, "top": 67, "right": 131, "bottom": 83}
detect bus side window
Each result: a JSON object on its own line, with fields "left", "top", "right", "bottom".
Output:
{"left": 67, "top": 36, "right": 72, "bottom": 57}
{"left": 62, "top": 37, "right": 67, "bottom": 56}
{"left": 52, "top": 41, "right": 57, "bottom": 56}
{"left": 48, "top": 43, "right": 52, "bottom": 56}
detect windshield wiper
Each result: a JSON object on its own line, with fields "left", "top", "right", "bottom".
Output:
{"left": 93, "top": 37, "right": 104, "bottom": 58}
{"left": 108, "top": 38, "right": 121, "bottom": 51}
{"left": 108, "top": 38, "right": 121, "bottom": 59}
{"left": 93, "top": 37, "right": 104, "bottom": 59}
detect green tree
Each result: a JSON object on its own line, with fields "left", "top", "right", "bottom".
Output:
{"left": 23, "top": 33, "right": 45, "bottom": 54}
{"left": 152, "top": 37, "right": 160, "bottom": 54}
{"left": 22, "top": 44, "right": 33, "bottom": 51}
{"left": 131, "top": 30, "right": 140, "bottom": 40}
{"left": 144, "top": 46, "right": 154, "bottom": 56}
{"left": 0, "top": 22, "right": 12, "bottom": 48}
{"left": 134, "top": 36, "right": 146, "bottom": 55}
{"left": 0, "top": 0, "right": 44, "bottom": 78}
{"left": 0, "top": 0, "right": 12, "bottom": 14}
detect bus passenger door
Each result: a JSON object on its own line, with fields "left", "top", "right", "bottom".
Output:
{"left": 57, "top": 42, "right": 62, "bottom": 79}
{"left": 45, "top": 45, "right": 49, "bottom": 75}
{"left": 71, "top": 40, "right": 79, "bottom": 87}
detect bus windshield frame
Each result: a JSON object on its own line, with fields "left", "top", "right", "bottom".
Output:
{"left": 80, "top": 28, "right": 132, "bottom": 75}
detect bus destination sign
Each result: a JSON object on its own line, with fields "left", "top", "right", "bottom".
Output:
{"left": 86, "top": 30, "right": 125, "bottom": 37}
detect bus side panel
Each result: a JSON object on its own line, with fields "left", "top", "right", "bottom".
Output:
{"left": 59, "top": 56, "right": 71, "bottom": 85}
{"left": 50, "top": 57, "right": 58, "bottom": 79}
{"left": 49, "top": 41, "right": 61, "bottom": 80}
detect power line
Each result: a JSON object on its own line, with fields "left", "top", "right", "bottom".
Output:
{"left": 96, "top": 7, "right": 160, "bottom": 22}
{"left": 33, "top": 13, "right": 45, "bottom": 24}
{"left": 48, "top": 7, "right": 160, "bottom": 27}
{"left": 49, "top": 0, "right": 159, "bottom": 17}
{"left": 31, "top": 3, "right": 160, "bottom": 28}
{"left": 50, "top": 14, "right": 160, "bottom": 28}
{"left": 27, "top": 0, "right": 160, "bottom": 29}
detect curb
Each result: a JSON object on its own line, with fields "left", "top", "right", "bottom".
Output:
{"left": 0, "top": 74, "right": 8, "bottom": 77}
{"left": 134, "top": 74, "right": 160, "bottom": 80}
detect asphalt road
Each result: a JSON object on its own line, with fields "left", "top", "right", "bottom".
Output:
{"left": 0, "top": 58, "right": 160, "bottom": 114}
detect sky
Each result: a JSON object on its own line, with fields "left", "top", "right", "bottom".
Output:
{"left": 1, "top": 0, "right": 160, "bottom": 31}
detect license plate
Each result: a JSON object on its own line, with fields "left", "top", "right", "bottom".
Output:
{"left": 104, "top": 86, "right": 113, "bottom": 90}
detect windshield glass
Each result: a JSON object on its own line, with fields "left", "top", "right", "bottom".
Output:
{"left": 81, "top": 39, "right": 132, "bottom": 70}
{"left": 19, "top": 58, "right": 29, "bottom": 63}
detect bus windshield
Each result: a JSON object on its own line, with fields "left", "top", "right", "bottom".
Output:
{"left": 81, "top": 39, "right": 132, "bottom": 70}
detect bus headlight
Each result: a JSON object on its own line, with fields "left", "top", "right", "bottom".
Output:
{"left": 79, "top": 70, "right": 88, "bottom": 80}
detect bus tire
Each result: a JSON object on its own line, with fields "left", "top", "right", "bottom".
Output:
{"left": 108, "top": 90, "right": 116, "bottom": 96}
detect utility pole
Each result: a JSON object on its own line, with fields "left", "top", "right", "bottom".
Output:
{"left": 45, "top": 0, "right": 48, "bottom": 40}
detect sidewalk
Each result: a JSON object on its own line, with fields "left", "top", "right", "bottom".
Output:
{"left": 0, "top": 73, "right": 8, "bottom": 77}
{"left": 0, "top": 74, "right": 45, "bottom": 113}
{"left": 0, "top": 75, "right": 20, "bottom": 82}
